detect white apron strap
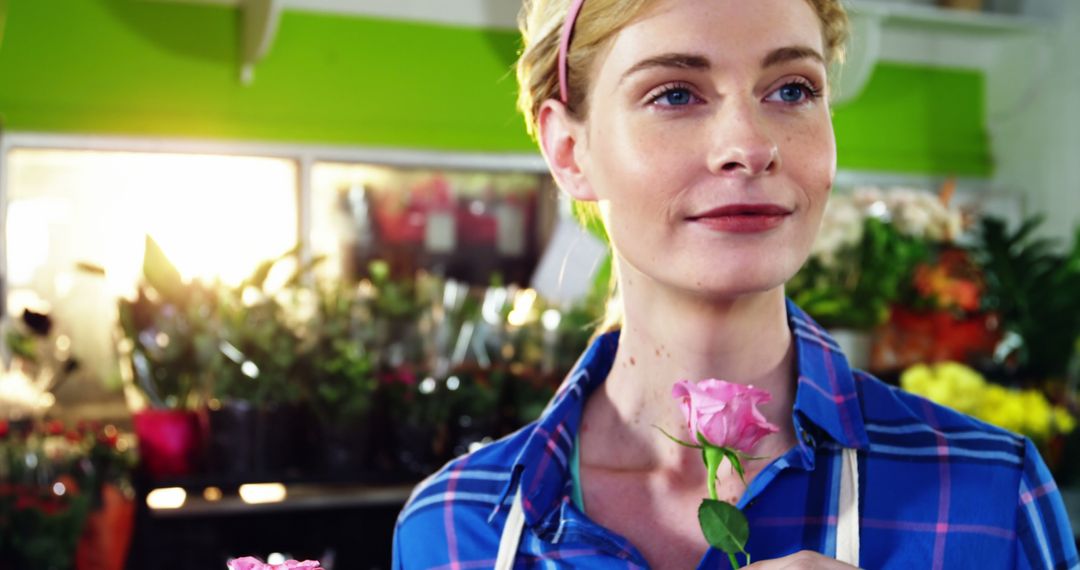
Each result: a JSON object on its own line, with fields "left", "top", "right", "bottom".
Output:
{"left": 836, "top": 447, "right": 861, "bottom": 567}
{"left": 495, "top": 487, "right": 526, "bottom": 570}
{"left": 495, "top": 451, "right": 860, "bottom": 569}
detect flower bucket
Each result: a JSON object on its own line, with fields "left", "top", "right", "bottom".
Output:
{"left": 75, "top": 484, "right": 136, "bottom": 570}
{"left": 320, "top": 415, "right": 372, "bottom": 477}
{"left": 393, "top": 420, "right": 450, "bottom": 478}
{"left": 872, "top": 307, "right": 999, "bottom": 372}
{"left": 132, "top": 409, "right": 203, "bottom": 480}
{"left": 207, "top": 400, "right": 257, "bottom": 477}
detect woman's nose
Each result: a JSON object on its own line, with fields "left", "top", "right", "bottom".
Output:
{"left": 706, "top": 102, "right": 780, "bottom": 177}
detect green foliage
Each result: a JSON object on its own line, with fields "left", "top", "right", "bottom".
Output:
{"left": 212, "top": 291, "right": 302, "bottom": 406}
{"left": 974, "top": 216, "right": 1080, "bottom": 380}
{"left": 698, "top": 499, "right": 750, "bottom": 567}
{"left": 5, "top": 491, "right": 91, "bottom": 570}
{"left": 118, "top": 274, "right": 218, "bottom": 410}
{"left": 789, "top": 218, "right": 930, "bottom": 330}
{"left": 298, "top": 283, "right": 377, "bottom": 428}
{"left": 0, "top": 423, "right": 112, "bottom": 570}
{"left": 3, "top": 328, "right": 37, "bottom": 363}
{"left": 142, "top": 234, "right": 186, "bottom": 304}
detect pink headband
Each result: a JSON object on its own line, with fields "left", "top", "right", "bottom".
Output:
{"left": 558, "top": 0, "right": 588, "bottom": 104}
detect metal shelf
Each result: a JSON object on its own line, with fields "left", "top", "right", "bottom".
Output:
{"left": 849, "top": 0, "right": 1049, "bottom": 34}
{"left": 148, "top": 483, "right": 415, "bottom": 518}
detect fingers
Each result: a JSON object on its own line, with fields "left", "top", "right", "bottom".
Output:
{"left": 744, "top": 550, "right": 859, "bottom": 570}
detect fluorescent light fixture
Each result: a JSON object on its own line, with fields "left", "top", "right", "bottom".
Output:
{"left": 238, "top": 483, "right": 287, "bottom": 505}
{"left": 146, "top": 487, "right": 187, "bottom": 510}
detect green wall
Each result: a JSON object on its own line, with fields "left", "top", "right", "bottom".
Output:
{"left": 0, "top": 0, "right": 989, "bottom": 175}
{"left": 833, "top": 64, "right": 989, "bottom": 176}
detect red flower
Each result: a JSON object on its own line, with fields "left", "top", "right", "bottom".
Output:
{"left": 45, "top": 420, "right": 65, "bottom": 436}
{"left": 15, "top": 495, "right": 39, "bottom": 511}
{"left": 0, "top": 420, "right": 8, "bottom": 438}
{"left": 76, "top": 419, "right": 101, "bottom": 434}
{"left": 101, "top": 425, "right": 120, "bottom": 448}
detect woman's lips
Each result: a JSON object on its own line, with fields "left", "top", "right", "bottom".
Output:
{"left": 687, "top": 204, "right": 792, "bottom": 233}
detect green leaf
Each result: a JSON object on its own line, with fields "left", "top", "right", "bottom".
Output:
{"left": 653, "top": 425, "right": 701, "bottom": 449}
{"left": 142, "top": 234, "right": 185, "bottom": 303}
{"left": 724, "top": 449, "right": 747, "bottom": 484}
{"left": 698, "top": 498, "right": 749, "bottom": 555}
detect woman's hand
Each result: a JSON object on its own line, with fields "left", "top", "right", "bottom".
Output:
{"left": 744, "top": 551, "right": 860, "bottom": 569}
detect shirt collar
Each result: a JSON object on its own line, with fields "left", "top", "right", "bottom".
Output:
{"left": 496, "top": 299, "right": 869, "bottom": 528}
{"left": 786, "top": 298, "right": 870, "bottom": 454}
{"left": 494, "top": 331, "right": 617, "bottom": 527}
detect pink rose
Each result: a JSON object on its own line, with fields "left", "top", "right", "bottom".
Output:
{"left": 672, "top": 379, "right": 779, "bottom": 453}
{"left": 227, "top": 557, "right": 324, "bottom": 570}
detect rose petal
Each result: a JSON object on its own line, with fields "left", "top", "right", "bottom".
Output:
{"left": 670, "top": 379, "right": 779, "bottom": 452}
{"left": 228, "top": 557, "right": 268, "bottom": 570}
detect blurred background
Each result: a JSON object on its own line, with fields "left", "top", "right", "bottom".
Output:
{"left": 0, "top": 0, "right": 1078, "bottom": 568}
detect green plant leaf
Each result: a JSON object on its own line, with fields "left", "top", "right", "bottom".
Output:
{"left": 724, "top": 449, "right": 747, "bottom": 484}
{"left": 142, "top": 234, "right": 185, "bottom": 304}
{"left": 698, "top": 498, "right": 749, "bottom": 555}
{"left": 653, "top": 425, "right": 700, "bottom": 449}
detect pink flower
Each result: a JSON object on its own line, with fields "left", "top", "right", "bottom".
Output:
{"left": 227, "top": 557, "right": 324, "bottom": 570}
{"left": 672, "top": 379, "right": 779, "bottom": 453}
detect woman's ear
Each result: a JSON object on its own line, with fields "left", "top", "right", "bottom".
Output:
{"left": 537, "top": 99, "right": 597, "bottom": 202}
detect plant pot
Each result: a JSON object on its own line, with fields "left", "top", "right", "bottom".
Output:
{"left": 254, "top": 403, "right": 314, "bottom": 477}
{"left": 131, "top": 409, "right": 203, "bottom": 480}
{"left": 393, "top": 420, "right": 450, "bottom": 478}
{"left": 871, "top": 307, "right": 1000, "bottom": 372}
{"left": 451, "top": 413, "right": 499, "bottom": 458}
{"left": 320, "top": 415, "right": 373, "bottom": 478}
{"left": 206, "top": 400, "right": 257, "bottom": 477}
{"left": 75, "top": 483, "right": 136, "bottom": 570}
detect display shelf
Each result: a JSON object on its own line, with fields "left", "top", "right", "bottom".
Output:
{"left": 147, "top": 482, "right": 416, "bottom": 518}
{"left": 849, "top": 0, "right": 1049, "bottom": 35}
{"left": 834, "top": 0, "right": 1056, "bottom": 104}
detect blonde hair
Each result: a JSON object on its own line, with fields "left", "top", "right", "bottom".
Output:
{"left": 516, "top": 0, "right": 850, "bottom": 333}
{"left": 516, "top": 0, "right": 850, "bottom": 137}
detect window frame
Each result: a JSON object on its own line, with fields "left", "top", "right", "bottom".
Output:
{"left": 0, "top": 131, "right": 549, "bottom": 315}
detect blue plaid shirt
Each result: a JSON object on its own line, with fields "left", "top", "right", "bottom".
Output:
{"left": 393, "top": 300, "right": 1078, "bottom": 569}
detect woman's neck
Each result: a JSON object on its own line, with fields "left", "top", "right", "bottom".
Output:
{"left": 581, "top": 260, "right": 798, "bottom": 474}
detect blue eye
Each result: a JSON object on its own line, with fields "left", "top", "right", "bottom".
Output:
{"left": 655, "top": 87, "right": 695, "bottom": 106}
{"left": 777, "top": 84, "right": 806, "bottom": 103}
{"left": 767, "top": 81, "right": 821, "bottom": 104}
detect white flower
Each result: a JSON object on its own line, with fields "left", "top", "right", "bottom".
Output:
{"left": 812, "top": 195, "right": 864, "bottom": 266}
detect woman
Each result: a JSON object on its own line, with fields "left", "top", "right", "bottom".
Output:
{"left": 393, "top": 0, "right": 1077, "bottom": 568}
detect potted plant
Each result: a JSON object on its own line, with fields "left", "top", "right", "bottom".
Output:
{"left": 788, "top": 187, "right": 952, "bottom": 367}
{"left": 295, "top": 282, "right": 378, "bottom": 477}
{"left": 973, "top": 215, "right": 1080, "bottom": 382}
{"left": 869, "top": 236, "right": 1003, "bottom": 374}
{"left": 204, "top": 250, "right": 310, "bottom": 479}
{"left": 118, "top": 236, "right": 215, "bottom": 479}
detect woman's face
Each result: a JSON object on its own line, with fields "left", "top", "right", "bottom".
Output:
{"left": 572, "top": 0, "right": 836, "bottom": 300}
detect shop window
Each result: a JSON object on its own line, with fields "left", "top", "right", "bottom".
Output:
{"left": 310, "top": 162, "right": 557, "bottom": 285}
{"left": 2, "top": 149, "right": 298, "bottom": 409}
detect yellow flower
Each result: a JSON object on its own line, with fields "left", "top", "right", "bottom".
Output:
{"left": 1019, "top": 389, "right": 1054, "bottom": 441}
{"left": 900, "top": 364, "right": 934, "bottom": 396}
{"left": 899, "top": 362, "right": 1078, "bottom": 442}
{"left": 1054, "top": 407, "right": 1077, "bottom": 434}
{"left": 978, "top": 384, "right": 1026, "bottom": 435}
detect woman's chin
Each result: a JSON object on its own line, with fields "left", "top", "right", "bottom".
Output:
{"left": 670, "top": 273, "right": 791, "bottom": 303}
